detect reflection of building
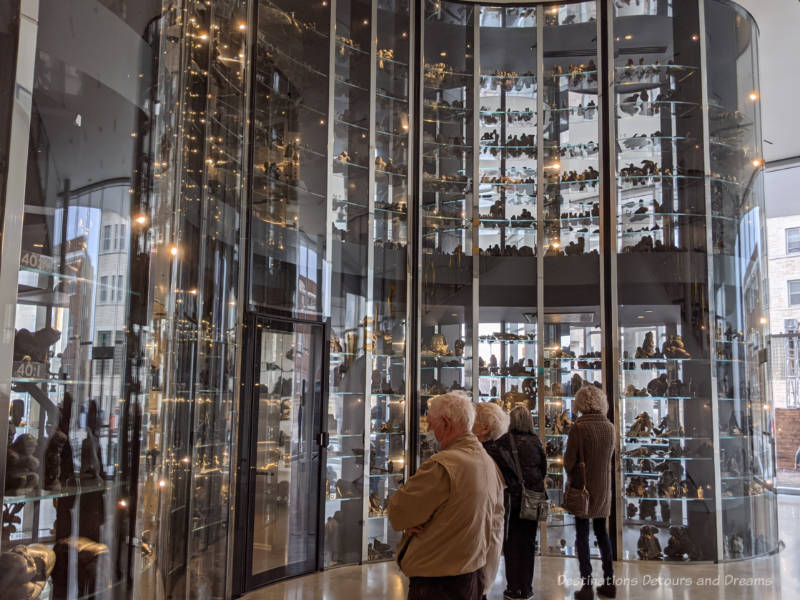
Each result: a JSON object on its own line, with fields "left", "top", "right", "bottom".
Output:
{"left": 766, "top": 160, "right": 800, "bottom": 409}
{"left": 766, "top": 160, "right": 800, "bottom": 487}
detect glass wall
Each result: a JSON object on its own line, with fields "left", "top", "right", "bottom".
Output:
{"left": 0, "top": 1, "right": 165, "bottom": 598}
{"left": 612, "top": 0, "right": 713, "bottom": 561}
{"left": 234, "top": 0, "right": 413, "bottom": 579}
{"left": 0, "top": 0, "right": 250, "bottom": 598}
{"left": 612, "top": 0, "right": 777, "bottom": 561}
{"left": 0, "top": 4, "right": 779, "bottom": 599}
{"left": 419, "top": 0, "right": 476, "bottom": 463}
{"left": 540, "top": 1, "right": 600, "bottom": 559}
{"left": 417, "top": 0, "right": 777, "bottom": 565}
{"left": 705, "top": 0, "right": 778, "bottom": 558}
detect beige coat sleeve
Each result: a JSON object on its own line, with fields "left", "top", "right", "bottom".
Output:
{"left": 483, "top": 464, "right": 506, "bottom": 594}
{"left": 388, "top": 459, "right": 450, "bottom": 531}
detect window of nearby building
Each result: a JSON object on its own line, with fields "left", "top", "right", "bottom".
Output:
{"left": 790, "top": 280, "right": 800, "bottom": 305}
{"left": 103, "top": 225, "right": 112, "bottom": 251}
{"left": 788, "top": 227, "right": 800, "bottom": 254}
{"left": 100, "top": 276, "right": 108, "bottom": 302}
{"left": 117, "top": 223, "right": 126, "bottom": 250}
{"left": 116, "top": 276, "right": 124, "bottom": 302}
{"left": 97, "top": 330, "right": 112, "bottom": 346}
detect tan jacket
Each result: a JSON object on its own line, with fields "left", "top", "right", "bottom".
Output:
{"left": 388, "top": 433, "right": 505, "bottom": 578}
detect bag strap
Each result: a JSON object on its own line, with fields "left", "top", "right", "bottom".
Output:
{"left": 397, "top": 533, "right": 414, "bottom": 569}
{"left": 508, "top": 433, "right": 527, "bottom": 492}
{"left": 573, "top": 422, "right": 587, "bottom": 492}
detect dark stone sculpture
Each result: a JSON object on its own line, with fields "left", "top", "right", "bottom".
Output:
{"left": 13, "top": 327, "right": 61, "bottom": 362}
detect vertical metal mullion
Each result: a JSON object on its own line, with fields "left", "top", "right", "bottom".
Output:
{"left": 698, "top": 0, "right": 723, "bottom": 564}
{"left": 405, "top": 0, "right": 416, "bottom": 478}
{"left": 325, "top": 0, "right": 338, "bottom": 318}
{"left": 226, "top": 0, "right": 257, "bottom": 593}
{"left": 471, "top": 12, "right": 480, "bottom": 402}
{"left": 535, "top": 5, "right": 545, "bottom": 447}
{"left": 0, "top": 0, "right": 39, "bottom": 516}
{"left": 601, "top": 0, "right": 623, "bottom": 561}
{"left": 186, "top": 5, "right": 218, "bottom": 586}
{"left": 361, "top": 0, "right": 378, "bottom": 563}
{"left": 411, "top": 0, "right": 423, "bottom": 475}
{"left": 534, "top": 4, "right": 547, "bottom": 548}
{"left": 157, "top": 0, "right": 193, "bottom": 588}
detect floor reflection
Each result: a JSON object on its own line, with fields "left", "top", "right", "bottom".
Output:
{"left": 244, "top": 495, "right": 799, "bottom": 599}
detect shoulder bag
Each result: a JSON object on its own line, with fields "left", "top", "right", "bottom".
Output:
{"left": 508, "top": 433, "right": 549, "bottom": 522}
{"left": 562, "top": 423, "right": 590, "bottom": 517}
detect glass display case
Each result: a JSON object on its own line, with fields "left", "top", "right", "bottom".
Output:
{"left": 612, "top": 0, "right": 714, "bottom": 562}
{"left": 416, "top": 0, "right": 777, "bottom": 565}
{"left": 0, "top": 1, "right": 167, "bottom": 598}
{"left": 0, "top": 0, "right": 252, "bottom": 597}
{"left": 0, "top": 3, "right": 779, "bottom": 598}
{"left": 539, "top": 1, "right": 601, "bottom": 559}
{"left": 705, "top": 0, "right": 778, "bottom": 559}
{"left": 420, "top": 0, "right": 603, "bottom": 560}
{"left": 612, "top": 0, "right": 777, "bottom": 562}
{"left": 248, "top": 0, "right": 412, "bottom": 568}
{"left": 419, "top": 0, "right": 476, "bottom": 464}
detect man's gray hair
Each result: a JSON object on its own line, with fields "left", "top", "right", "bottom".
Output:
{"left": 428, "top": 391, "right": 475, "bottom": 432}
{"left": 574, "top": 384, "right": 608, "bottom": 415}
{"left": 509, "top": 405, "right": 536, "bottom": 434}
{"left": 474, "top": 402, "right": 510, "bottom": 441}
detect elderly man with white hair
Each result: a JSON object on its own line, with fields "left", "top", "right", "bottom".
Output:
{"left": 388, "top": 392, "right": 506, "bottom": 600}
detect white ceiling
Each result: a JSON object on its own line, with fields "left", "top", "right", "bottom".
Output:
{"left": 736, "top": 0, "right": 800, "bottom": 162}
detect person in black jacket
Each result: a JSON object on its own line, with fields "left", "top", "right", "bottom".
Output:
{"left": 473, "top": 402, "right": 511, "bottom": 599}
{"left": 485, "top": 405, "right": 547, "bottom": 600}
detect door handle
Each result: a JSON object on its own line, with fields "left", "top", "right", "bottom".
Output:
{"left": 317, "top": 432, "right": 329, "bottom": 448}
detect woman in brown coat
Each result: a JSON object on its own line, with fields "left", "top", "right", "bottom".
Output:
{"left": 563, "top": 385, "right": 616, "bottom": 600}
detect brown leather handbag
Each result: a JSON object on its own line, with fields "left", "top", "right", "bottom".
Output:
{"left": 562, "top": 423, "right": 590, "bottom": 517}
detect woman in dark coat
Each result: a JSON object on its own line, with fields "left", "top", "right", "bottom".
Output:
{"left": 564, "top": 385, "right": 616, "bottom": 599}
{"left": 484, "top": 405, "right": 547, "bottom": 600}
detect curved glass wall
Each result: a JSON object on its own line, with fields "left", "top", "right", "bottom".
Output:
{"left": 0, "top": 3, "right": 779, "bottom": 598}
{"left": 0, "top": 0, "right": 251, "bottom": 598}
{"left": 611, "top": 0, "right": 714, "bottom": 561}
{"left": 246, "top": 0, "right": 413, "bottom": 569}
{"left": 705, "top": 0, "right": 778, "bottom": 559}
{"left": 417, "top": 0, "right": 777, "bottom": 564}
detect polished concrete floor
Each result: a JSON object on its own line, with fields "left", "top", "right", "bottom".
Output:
{"left": 243, "top": 495, "right": 800, "bottom": 600}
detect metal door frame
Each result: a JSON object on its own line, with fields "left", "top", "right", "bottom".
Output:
{"left": 233, "top": 313, "right": 330, "bottom": 596}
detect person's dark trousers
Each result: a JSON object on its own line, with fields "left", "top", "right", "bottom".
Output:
{"left": 575, "top": 517, "right": 614, "bottom": 585}
{"left": 503, "top": 513, "right": 539, "bottom": 597}
{"left": 407, "top": 569, "right": 483, "bottom": 600}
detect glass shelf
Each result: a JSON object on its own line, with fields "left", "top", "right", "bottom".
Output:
{"left": 3, "top": 481, "right": 120, "bottom": 505}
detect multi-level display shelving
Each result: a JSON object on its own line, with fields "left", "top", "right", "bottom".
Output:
{"left": 417, "top": 0, "right": 777, "bottom": 564}
{"left": 247, "top": 0, "right": 413, "bottom": 567}
{"left": 0, "top": 4, "right": 778, "bottom": 597}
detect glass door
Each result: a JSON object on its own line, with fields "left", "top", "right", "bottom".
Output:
{"left": 242, "top": 316, "right": 325, "bottom": 589}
